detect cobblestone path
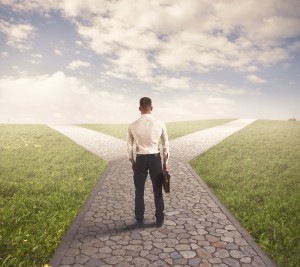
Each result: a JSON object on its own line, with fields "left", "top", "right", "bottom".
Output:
{"left": 50, "top": 120, "right": 275, "bottom": 267}
{"left": 170, "top": 119, "right": 256, "bottom": 161}
{"left": 50, "top": 125, "right": 126, "bottom": 161}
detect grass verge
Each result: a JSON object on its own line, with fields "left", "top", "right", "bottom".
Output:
{"left": 190, "top": 120, "right": 300, "bottom": 267}
{"left": 80, "top": 119, "right": 235, "bottom": 141}
{"left": 0, "top": 125, "right": 107, "bottom": 267}
{"left": 78, "top": 123, "right": 128, "bottom": 140}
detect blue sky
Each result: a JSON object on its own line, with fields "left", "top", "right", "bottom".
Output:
{"left": 0, "top": 0, "right": 299, "bottom": 124}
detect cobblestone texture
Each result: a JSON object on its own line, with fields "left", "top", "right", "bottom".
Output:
{"left": 50, "top": 120, "right": 276, "bottom": 267}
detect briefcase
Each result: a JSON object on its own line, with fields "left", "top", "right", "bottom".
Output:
{"left": 163, "top": 170, "right": 170, "bottom": 193}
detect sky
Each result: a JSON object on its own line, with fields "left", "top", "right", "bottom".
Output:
{"left": 0, "top": 0, "right": 299, "bottom": 124}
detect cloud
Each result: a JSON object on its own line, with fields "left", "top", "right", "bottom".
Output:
{"left": 157, "top": 92, "right": 237, "bottom": 122}
{"left": 105, "top": 49, "right": 154, "bottom": 83}
{"left": 258, "top": 16, "right": 300, "bottom": 40}
{"left": 52, "top": 112, "right": 65, "bottom": 119}
{"left": 207, "top": 97, "right": 235, "bottom": 105}
{"left": 75, "top": 40, "right": 83, "bottom": 46}
{"left": 247, "top": 75, "right": 267, "bottom": 84}
{"left": 60, "top": 0, "right": 298, "bottom": 88}
{"left": 155, "top": 76, "right": 190, "bottom": 91}
{"left": 0, "top": 19, "right": 36, "bottom": 50}
{"left": 67, "top": 60, "right": 91, "bottom": 70}
{"left": 289, "top": 40, "right": 300, "bottom": 52}
{"left": 2, "top": 0, "right": 299, "bottom": 81}
{"left": 1, "top": 51, "right": 9, "bottom": 57}
{"left": 54, "top": 48, "right": 63, "bottom": 56}
{"left": 197, "top": 83, "right": 247, "bottom": 96}
{"left": 0, "top": 71, "right": 130, "bottom": 123}
{"left": 60, "top": 0, "right": 107, "bottom": 17}
{"left": 29, "top": 54, "right": 43, "bottom": 64}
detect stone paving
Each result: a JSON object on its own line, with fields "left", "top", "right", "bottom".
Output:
{"left": 49, "top": 125, "right": 126, "bottom": 161}
{"left": 49, "top": 120, "right": 276, "bottom": 267}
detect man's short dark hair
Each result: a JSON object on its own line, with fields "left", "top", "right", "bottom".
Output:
{"left": 140, "top": 97, "right": 152, "bottom": 110}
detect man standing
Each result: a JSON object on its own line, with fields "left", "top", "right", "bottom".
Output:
{"left": 127, "top": 97, "right": 169, "bottom": 228}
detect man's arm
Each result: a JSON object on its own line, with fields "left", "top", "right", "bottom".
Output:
{"left": 161, "top": 123, "right": 170, "bottom": 170}
{"left": 127, "top": 125, "right": 135, "bottom": 170}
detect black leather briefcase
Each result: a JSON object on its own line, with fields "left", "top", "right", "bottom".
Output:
{"left": 163, "top": 170, "right": 170, "bottom": 193}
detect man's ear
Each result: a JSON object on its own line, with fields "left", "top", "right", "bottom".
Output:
{"left": 151, "top": 106, "right": 153, "bottom": 111}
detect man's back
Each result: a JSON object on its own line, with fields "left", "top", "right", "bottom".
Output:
{"left": 129, "top": 114, "right": 165, "bottom": 155}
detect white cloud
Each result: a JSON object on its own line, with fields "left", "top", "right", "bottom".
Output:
{"left": 105, "top": 49, "right": 154, "bottom": 83}
{"left": 29, "top": 54, "right": 43, "bottom": 64}
{"left": 1, "top": 52, "right": 9, "bottom": 57}
{"left": 207, "top": 97, "right": 235, "bottom": 105}
{"left": 54, "top": 48, "right": 63, "bottom": 56}
{"left": 65, "top": 0, "right": 297, "bottom": 81}
{"left": 60, "top": 0, "right": 107, "bottom": 17}
{"left": 289, "top": 40, "right": 300, "bottom": 52}
{"left": 67, "top": 60, "right": 91, "bottom": 70}
{"left": 258, "top": 17, "right": 300, "bottom": 40}
{"left": 157, "top": 92, "right": 237, "bottom": 122}
{"left": 0, "top": 71, "right": 130, "bottom": 123}
{"left": 247, "top": 75, "right": 268, "bottom": 84}
{"left": 75, "top": 40, "right": 83, "bottom": 46}
{"left": 0, "top": 0, "right": 59, "bottom": 12}
{"left": 0, "top": 19, "right": 35, "bottom": 50}
{"left": 197, "top": 83, "right": 247, "bottom": 96}
{"left": 155, "top": 76, "right": 190, "bottom": 91}
{"left": 52, "top": 112, "right": 65, "bottom": 119}
{"left": 2, "top": 0, "right": 299, "bottom": 81}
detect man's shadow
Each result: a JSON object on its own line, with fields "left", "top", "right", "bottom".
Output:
{"left": 125, "top": 221, "right": 157, "bottom": 231}
{"left": 95, "top": 221, "right": 158, "bottom": 239}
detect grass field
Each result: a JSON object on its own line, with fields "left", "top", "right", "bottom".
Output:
{"left": 0, "top": 125, "right": 106, "bottom": 267}
{"left": 80, "top": 118, "right": 234, "bottom": 140}
{"left": 190, "top": 120, "right": 300, "bottom": 267}
{"left": 1, "top": 119, "right": 298, "bottom": 266}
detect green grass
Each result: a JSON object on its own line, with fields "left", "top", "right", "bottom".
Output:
{"left": 190, "top": 120, "right": 300, "bottom": 267}
{"left": 80, "top": 119, "right": 235, "bottom": 141}
{"left": 78, "top": 123, "right": 129, "bottom": 140}
{"left": 0, "top": 125, "right": 107, "bottom": 267}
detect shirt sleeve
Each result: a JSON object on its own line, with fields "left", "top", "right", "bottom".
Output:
{"left": 127, "top": 124, "right": 135, "bottom": 164}
{"left": 161, "top": 123, "right": 170, "bottom": 164}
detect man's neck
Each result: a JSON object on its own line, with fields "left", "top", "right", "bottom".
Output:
{"left": 141, "top": 111, "right": 151, "bottom": 115}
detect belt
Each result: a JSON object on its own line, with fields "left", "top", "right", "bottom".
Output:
{"left": 136, "top": 153, "right": 160, "bottom": 157}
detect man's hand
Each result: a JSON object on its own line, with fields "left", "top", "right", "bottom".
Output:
{"left": 163, "top": 163, "right": 168, "bottom": 171}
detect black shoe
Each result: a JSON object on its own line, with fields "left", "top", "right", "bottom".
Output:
{"left": 136, "top": 220, "right": 144, "bottom": 228}
{"left": 156, "top": 218, "right": 164, "bottom": 228}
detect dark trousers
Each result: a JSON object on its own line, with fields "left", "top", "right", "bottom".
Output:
{"left": 134, "top": 153, "right": 164, "bottom": 221}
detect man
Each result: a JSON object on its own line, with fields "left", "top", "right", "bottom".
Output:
{"left": 127, "top": 97, "right": 169, "bottom": 228}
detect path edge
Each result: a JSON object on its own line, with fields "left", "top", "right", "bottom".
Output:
{"left": 184, "top": 162, "right": 277, "bottom": 267}
{"left": 49, "top": 159, "right": 117, "bottom": 267}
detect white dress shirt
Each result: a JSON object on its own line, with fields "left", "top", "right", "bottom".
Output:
{"left": 127, "top": 114, "right": 169, "bottom": 164}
